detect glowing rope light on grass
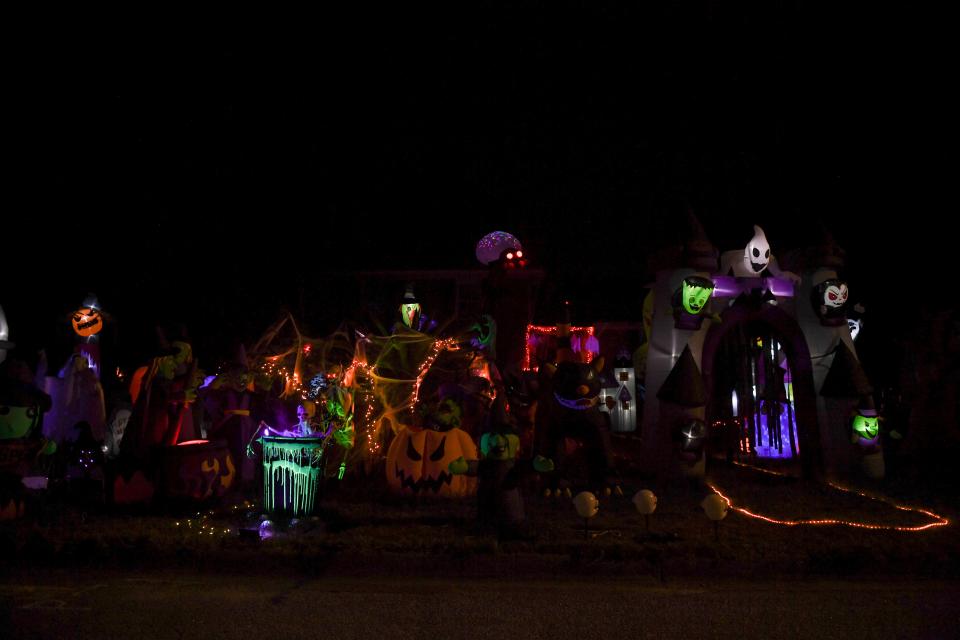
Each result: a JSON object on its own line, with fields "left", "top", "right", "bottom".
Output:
{"left": 707, "top": 480, "right": 949, "bottom": 532}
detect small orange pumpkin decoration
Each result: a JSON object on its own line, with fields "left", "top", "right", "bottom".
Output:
{"left": 71, "top": 307, "right": 103, "bottom": 337}
{"left": 386, "top": 427, "right": 478, "bottom": 497}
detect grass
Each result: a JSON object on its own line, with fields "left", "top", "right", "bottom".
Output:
{"left": 2, "top": 458, "right": 958, "bottom": 580}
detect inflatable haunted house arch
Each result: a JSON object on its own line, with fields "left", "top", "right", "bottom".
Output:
{"left": 639, "top": 213, "right": 879, "bottom": 481}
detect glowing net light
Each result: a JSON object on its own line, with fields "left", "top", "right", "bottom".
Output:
{"left": 412, "top": 338, "right": 459, "bottom": 406}
{"left": 707, "top": 480, "right": 949, "bottom": 532}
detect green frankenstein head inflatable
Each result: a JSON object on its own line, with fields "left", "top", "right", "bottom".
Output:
{"left": 681, "top": 276, "right": 715, "bottom": 315}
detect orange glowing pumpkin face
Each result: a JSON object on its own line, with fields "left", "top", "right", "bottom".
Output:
{"left": 386, "top": 427, "right": 477, "bottom": 497}
{"left": 71, "top": 307, "right": 103, "bottom": 337}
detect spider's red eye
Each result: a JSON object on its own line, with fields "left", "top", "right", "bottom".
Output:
{"left": 506, "top": 252, "right": 514, "bottom": 260}
{"left": 516, "top": 250, "right": 522, "bottom": 258}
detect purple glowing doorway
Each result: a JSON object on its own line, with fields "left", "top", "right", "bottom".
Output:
{"left": 736, "top": 336, "right": 800, "bottom": 459}
{"left": 712, "top": 326, "right": 801, "bottom": 461}
{"left": 702, "top": 299, "right": 821, "bottom": 478}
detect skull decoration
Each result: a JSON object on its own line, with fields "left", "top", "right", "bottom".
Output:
{"left": 743, "top": 225, "right": 772, "bottom": 274}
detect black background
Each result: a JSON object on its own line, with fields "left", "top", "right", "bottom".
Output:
{"left": 6, "top": 5, "right": 953, "bottom": 387}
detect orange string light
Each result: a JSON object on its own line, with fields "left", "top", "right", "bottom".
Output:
{"left": 707, "top": 480, "right": 949, "bottom": 532}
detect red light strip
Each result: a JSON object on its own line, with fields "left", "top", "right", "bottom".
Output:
{"left": 523, "top": 324, "right": 596, "bottom": 371}
{"left": 707, "top": 481, "right": 949, "bottom": 532}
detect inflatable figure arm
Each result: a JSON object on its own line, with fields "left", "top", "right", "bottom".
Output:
{"left": 767, "top": 256, "right": 801, "bottom": 285}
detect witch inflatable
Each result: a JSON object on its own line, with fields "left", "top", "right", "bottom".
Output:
{"left": 0, "top": 366, "right": 55, "bottom": 519}
{"left": 449, "top": 396, "right": 554, "bottom": 539}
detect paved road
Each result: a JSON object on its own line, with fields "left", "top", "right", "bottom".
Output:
{"left": 2, "top": 570, "right": 957, "bottom": 639}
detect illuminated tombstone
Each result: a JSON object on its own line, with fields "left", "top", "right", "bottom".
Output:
{"left": 608, "top": 349, "right": 637, "bottom": 433}
{"left": 671, "top": 276, "right": 716, "bottom": 330}
{"left": 811, "top": 278, "right": 850, "bottom": 326}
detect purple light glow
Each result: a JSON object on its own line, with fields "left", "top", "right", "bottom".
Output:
{"left": 710, "top": 275, "right": 795, "bottom": 298}
{"left": 766, "top": 277, "right": 795, "bottom": 297}
{"left": 476, "top": 231, "right": 522, "bottom": 265}
{"left": 752, "top": 408, "right": 799, "bottom": 459}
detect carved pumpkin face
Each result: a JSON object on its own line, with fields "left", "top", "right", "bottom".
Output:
{"left": 162, "top": 441, "right": 235, "bottom": 501}
{"left": 72, "top": 307, "right": 103, "bottom": 337}
{"left": 386, "top": 427, "right": 477, "bottom": 497}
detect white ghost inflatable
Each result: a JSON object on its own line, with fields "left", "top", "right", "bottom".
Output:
{"left": 0, "top": 304, "right": 12, "bottom": 365}
{"left": 719, "top": 225, "right": 800, "bottom": 284}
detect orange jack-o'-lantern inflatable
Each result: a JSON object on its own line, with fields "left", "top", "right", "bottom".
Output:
{"left": 385, "top": 427, "right": 477, "bottom": 497}
{"left": 71, "top": 307, "right": 103, "bottom": 337}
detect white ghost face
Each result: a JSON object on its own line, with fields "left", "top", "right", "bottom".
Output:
{"left": 743, "top": 225, "right": 771, "bottom": 274}
{"left": 848, "top": 318, "right": 861, "bottom": 341}
{"left": 824, "top": 283, "right": 848, "bottom": 308}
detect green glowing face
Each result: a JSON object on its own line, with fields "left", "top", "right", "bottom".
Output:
{"left": 0, "top": 405, "right": 38, "bottom": 439}
{"left": 400, "top": 303, "right": 421, "bottom": 328}
{"left": 853, "top": 414, "right": 879, "bottom": 440}
{"left": 479, "top": 432, "right": 519, "bottom": 460}
{"left": 326, "top": 398, "right": 346, "bottom": 420}
{"left": 682, "top": 278, "right": 714, "bottom": 315}
{"left": 428, "top": 398, "right": 462, "bottom": 431}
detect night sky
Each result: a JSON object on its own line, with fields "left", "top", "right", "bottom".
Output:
{"left": 7, "top": 7, "right": 953, "bottom": 384}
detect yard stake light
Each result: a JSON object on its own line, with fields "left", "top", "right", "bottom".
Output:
{"left": 633, "top": 489, "right": 657, "bottom": 531}
{"left": 702, "top": 493, "right": 728, "bottom": 540}
{"left": 573, "top": 491, "right": 599, "bottom": 539}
